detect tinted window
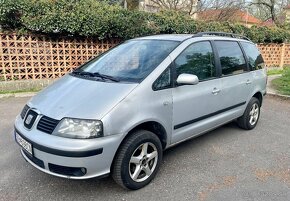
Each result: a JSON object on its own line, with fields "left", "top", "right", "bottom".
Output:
{"left": 77, "top": 40, "right": 179, "bottom": 82}
{"left": 175, "top": 41, "right": 216, "bottom": 81}
{"left": 153, "top": 67, "right": 172, "bottom": 90}
{"left": 241, "top": 42, "right": 264, "bottom": 70}
{"left": 215, "top": 41, "right": 247, "bottom": 76}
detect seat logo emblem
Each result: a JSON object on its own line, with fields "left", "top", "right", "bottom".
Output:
{"left": 25, "top": 114, "right": 34, "bottom": 125}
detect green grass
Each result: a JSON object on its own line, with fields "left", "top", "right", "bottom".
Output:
{"left": 272, "top": 68, "right": 290, "bottom": 96}
{"left": 0, "top": 88, "right": 41, "bottom": 94}
{"left": 267, "top": 68, "right": 284, "bottom": 76}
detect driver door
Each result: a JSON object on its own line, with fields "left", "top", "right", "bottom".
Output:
{"left": 171, "top": 41, "right": 223, "bottom": 144}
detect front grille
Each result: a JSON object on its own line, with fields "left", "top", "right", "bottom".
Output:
{"left": 48, "top": 163, "right": 86, "bottom": 177}
{"left": 24, "top": 110, "right": 38, "bottom": 129}
{"left": 23, "top": 150, "right": 45, "bottom": 169}
{"left": 37, "top": 116, "right": 59, "bottom": 134}
{"left": 20, "top": 105, "right": 30, "bottom": 119}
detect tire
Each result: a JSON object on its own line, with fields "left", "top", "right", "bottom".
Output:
{"left": 237, "top": 97, "right": 261, "bottom": 130}
{"left": 112, "top": 130, "right": 163, "bottom": 190}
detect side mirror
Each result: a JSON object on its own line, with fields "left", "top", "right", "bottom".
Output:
{"left": 176, "top": 74, "right": 199, "bottom": 85}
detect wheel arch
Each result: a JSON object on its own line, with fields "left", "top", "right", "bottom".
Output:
{"left": 252, "top": 91, "right": 263, "bottom": 106}
{"left": 110, "top": 121, "right": 168, "bottom": 172}
{"left": 126, "top": 121, "right": 168, "bottom": 149}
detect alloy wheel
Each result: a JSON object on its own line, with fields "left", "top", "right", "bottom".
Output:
{"left": 249, "top": 103, "right": 259, "bottom": 126}
{"left": 129, "top": 142, "right": 158, "bottom": 183}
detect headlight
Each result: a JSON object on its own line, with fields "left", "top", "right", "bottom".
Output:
{"left": 52, "top": 118, "right": 103, "bottom": 139}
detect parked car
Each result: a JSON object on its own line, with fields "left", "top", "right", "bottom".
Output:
{"left": 14, "top": 32, "right": 267, "bottom": 190}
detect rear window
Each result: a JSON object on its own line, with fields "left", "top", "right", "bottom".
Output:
{"left": 240, "top": 42, "right": 264, "bottom": 70}
{"left": 215, "top": 41, "right": 247, "bottom": 76}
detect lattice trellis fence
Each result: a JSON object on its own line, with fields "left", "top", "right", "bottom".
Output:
{"left": 257, "top": 43, "right": 290, "bottom": 68}
{"left": 0, "top": 33, "right": 289, "bottom": 82}
{"left": 0, "top": 33, "right": 120, "bottom": 81}
{"left": 282, "top": 44, "right": 290, "bottom": 66}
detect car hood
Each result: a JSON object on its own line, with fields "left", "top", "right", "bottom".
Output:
{"left": 28, "top": 75, "right": 138, "bottom": 120}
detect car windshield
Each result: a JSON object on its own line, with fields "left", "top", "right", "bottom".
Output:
{"left": 72, "top": 39, "right": 180, "bottom": 82}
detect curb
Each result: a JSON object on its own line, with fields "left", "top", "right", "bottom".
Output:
{"left": 266, "top": 92, "right": 290, "bottom": 100}
{"left": 0, "top": 92, "right": 37, "bottom": 99}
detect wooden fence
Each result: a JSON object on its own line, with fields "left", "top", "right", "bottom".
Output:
{"left": 258, "top": 43, "right": 290, "bottom": 68}
{"left": 0, "top": 34, "right": 120, "bottom": 81}
{"left": 0, "top": 33, "right": 289, "bottom": 81}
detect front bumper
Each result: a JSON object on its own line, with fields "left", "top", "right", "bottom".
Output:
{"left": 14, "top": 116, "right": 123, "bottom": 179}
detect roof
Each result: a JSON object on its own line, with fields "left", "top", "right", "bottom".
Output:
{"left": 196, "top": 9, "right": 262, "bottom": 24}
{"left": 135, "top": 33, "right": 252, "bottom": 43}
{"left": 137, "top": 34, "right": 194, "bottom": 41}
{"left": 262, "top": 18, "right": 275, "bottom": 26}
{"left": 262, "top": 15, "right": 287, "bottom": 26}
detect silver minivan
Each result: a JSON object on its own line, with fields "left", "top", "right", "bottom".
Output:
{"left": 15, "top": 32, "right": 267, "bottom": 189}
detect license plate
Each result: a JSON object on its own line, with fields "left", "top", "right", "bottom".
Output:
{"left": 15, "top": 133, "right": 33, "bottom": 156}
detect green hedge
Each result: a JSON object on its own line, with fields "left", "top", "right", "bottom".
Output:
{"left": 0, "top": 0, "right": 289, "bottom": 43}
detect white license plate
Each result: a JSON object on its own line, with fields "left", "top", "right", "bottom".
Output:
{"left": 15, "top": 133, "right": 33, "bottom": 156}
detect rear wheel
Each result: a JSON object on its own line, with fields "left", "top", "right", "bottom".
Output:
{"left": 237, "top": 97, "right": 260, "bottom": 130}
{"left": 112, "top": 130, "right": 162, "bottom": 190}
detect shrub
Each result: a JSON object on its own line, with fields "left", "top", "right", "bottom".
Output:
{"left": 0, "top": 0, "right": 23, "bottom": 29}
{"left": 0, "top": 0, "right": 289, "bottom": 43}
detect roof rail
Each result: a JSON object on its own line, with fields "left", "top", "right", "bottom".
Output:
{"left": 193, "top": 32, "right": 251, "bottom": 41}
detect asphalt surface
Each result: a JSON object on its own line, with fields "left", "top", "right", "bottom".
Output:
{"left": 1, "top": 96, "right": 290, "bottom": 201}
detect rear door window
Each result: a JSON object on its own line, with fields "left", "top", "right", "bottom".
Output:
{"left": 240, "top": 42, "right": 265, "bottom": 70}
{"left": 215, "top": 41, "right": 247, "bottom": 76}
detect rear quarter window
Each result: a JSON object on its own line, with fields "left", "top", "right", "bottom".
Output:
{"left": 240, "top": 42, "right": 265, "bottom": 70}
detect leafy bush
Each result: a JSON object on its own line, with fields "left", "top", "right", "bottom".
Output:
{"left": 152, "top": 11, "right": 197, "bottom": 34}
{"left": 0, "top": 0, "right": 23, "bottom": 29}
{"left": 0, "top": 0, "right": 289, "bottom": 43}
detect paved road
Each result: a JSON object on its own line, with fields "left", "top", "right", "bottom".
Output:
{"left": 1, "top": 96, "right": 290, "bottom": 201}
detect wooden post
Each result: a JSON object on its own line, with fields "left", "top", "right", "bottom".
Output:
{"left": 280, "top": 43, "right": 286, "bottom": 68}
{"left": 0, "top": 34, "right": 6, "bottom": 81}
{"left": 49, "top": 38, "right": 55, "bottom": 79}
{"left": 8, "top": 35, "right": 15, "bottom": 80}
{"left": 28, "top": 35, "right": 35, "bottom": 80}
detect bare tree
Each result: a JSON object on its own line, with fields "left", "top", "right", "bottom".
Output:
{"left": 195, "top": 0, "right": 247, "bottom": 21}
{"left": 203, "top": 0, "right": 245, "bottom": 9}
{"left": 248, "top": 0, "right": 290, "bottom": 23}
{"left": 149, "top": 0, "right": 201, "bottom": 15}
{"left": 145, "top": 0, "right": 246, "bottom": 16}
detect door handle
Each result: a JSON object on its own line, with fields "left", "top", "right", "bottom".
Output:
{"left": 212, "top": 88, "right": 221, "bottom": 95}
{"left": 163, "top": 101, "right": 170, "bottom": 106}
{"left": 246, "top": 80, "right": 252, "bottom": 85}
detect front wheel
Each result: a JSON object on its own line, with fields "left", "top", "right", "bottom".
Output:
{"left": 112, "top": 130, "right": 163, "bottom": 190}
{"left": 237, "top": 97, "right": 260, "bottom": 130}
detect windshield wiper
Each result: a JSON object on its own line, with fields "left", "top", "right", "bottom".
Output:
{"left": 92, "top": 72, "right": 120, "bottom": 82}
{"left": 71, "top": 71, "right": 119, "bottom": 82}
{"left": 71, "top": 71, "right": 94, "bottom": 77}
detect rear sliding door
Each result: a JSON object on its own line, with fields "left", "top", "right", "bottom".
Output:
{"left": 213, "top": 40, "right": 253, "bottom": 119}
